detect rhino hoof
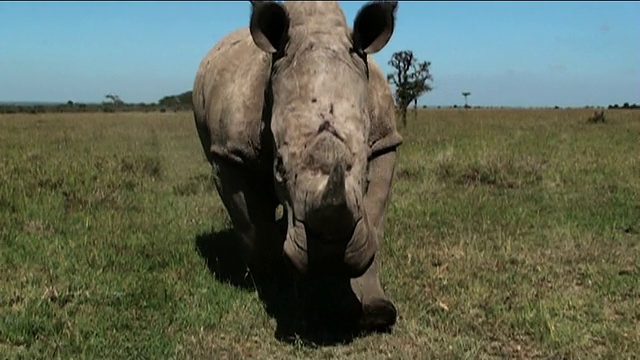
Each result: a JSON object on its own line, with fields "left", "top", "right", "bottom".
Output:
{"left": 359, "top": 297, "right": 397, "bottom": 333}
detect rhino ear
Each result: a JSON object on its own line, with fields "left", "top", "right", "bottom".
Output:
{"left": 250, "top": 1, "right": 290, "bottom": 53}
{"left": 352, "top": 1, "right": 398, "bottom": 54}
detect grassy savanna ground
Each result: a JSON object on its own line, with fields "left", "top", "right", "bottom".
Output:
{"left": 1, "top": 108, "right": 639, "bottom": 359}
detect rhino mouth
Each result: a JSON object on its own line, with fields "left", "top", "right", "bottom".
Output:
{"left": 283, "top": 216, "right": 376, "bottom": 278}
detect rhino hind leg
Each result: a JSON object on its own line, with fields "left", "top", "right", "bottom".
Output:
{"left": 210, "top": 158, "right": 285, "bottom": 284}
{"left": 350, "top": 258, "right": 397, "bottom": 332}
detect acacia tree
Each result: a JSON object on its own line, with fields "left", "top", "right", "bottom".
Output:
{"left": 104, "top": 93, "right": 124, "bottom": 107}
{"left": 387, "top": 50, "right": 433, "bottom": 127}
{"left": 462, "top": 92, "right": 471, "bottom": 108}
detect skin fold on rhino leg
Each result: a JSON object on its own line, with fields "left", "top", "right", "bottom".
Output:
{"left": 350, "top": 149, "right": 399, "bottom": 331}
{"left": 210, "top": 157, "right": 285, "bottom": 284}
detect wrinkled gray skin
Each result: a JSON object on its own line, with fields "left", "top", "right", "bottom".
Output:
{"left": 192, "top": 1, "right": 402, "bottom": 330}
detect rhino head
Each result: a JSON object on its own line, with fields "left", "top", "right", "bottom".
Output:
{"left": 249, "top": 1, "right": 398, "bottom": 278}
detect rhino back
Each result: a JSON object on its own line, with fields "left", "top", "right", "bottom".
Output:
{"left": 193, "top": 28, "right": 271, "bottom": 166}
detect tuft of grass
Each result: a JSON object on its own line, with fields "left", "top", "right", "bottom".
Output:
{"left": 172, "top": 173, "right": 214, "bottom": 197}
{"left": 1, "top": 109, "right": 638, "bottom": 359}
{"left": 431, "top": 147, "right": 547, "bottom": 189}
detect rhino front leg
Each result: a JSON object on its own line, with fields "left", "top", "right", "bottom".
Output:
{"left": 210, "top": 158, "right": 283, "bottom": 283}
{"left": 351, "top": 149, "right": 398, "bottom": 331}
{"left": 351, "top": 256, "right": 396, "bottom": 331}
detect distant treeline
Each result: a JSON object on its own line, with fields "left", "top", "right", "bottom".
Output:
{"left": 1, "top": 91, "right": 638, "bottom": 114}
{"left": 607, "top": 102, "right": 639, "bottom": 110}
{"left": 0, "top": 91, "right": 194, "bottom": 114}
{"left": 0, "top": 102, "right": 187, "bottom": 114}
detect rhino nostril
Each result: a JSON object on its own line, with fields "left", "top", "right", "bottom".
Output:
{"left": 317, "top": 121, "right": 333, "bottom": 134}
{"left": 317, "top": 121, "right": 345, "bottom": 142}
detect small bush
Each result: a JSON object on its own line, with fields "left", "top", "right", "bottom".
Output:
{"left": 586, "top": 111, "right": 606, "bottom": 124}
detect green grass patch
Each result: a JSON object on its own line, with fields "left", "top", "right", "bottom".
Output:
{"left": 1, "top": 109, "right": 638, "bottom": 358}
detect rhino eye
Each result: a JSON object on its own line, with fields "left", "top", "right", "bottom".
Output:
{"left": 274, "top": 153, "right": 286, "bottom": 183}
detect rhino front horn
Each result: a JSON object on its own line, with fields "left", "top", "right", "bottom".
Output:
{"left": 321, "top": 161, "right": 347, "bottom": 207}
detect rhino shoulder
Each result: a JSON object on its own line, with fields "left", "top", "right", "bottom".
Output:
{"left": 366, "top": 58, "right": 403, "bottom": 159}
{"left": 193, "top": 28, "right": 272, "bottom": 166}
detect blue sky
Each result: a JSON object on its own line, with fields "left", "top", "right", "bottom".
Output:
{"left": 1, "top": 1, "right": 638, "bottom": 107}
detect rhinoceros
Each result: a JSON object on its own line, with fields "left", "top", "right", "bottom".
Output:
{"left": 192, "top": 0, "right": 402, "bottom": 331}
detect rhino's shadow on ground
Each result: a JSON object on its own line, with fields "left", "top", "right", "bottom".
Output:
{"left": 195, "top": 229, "right": 383, "bottom": 346}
